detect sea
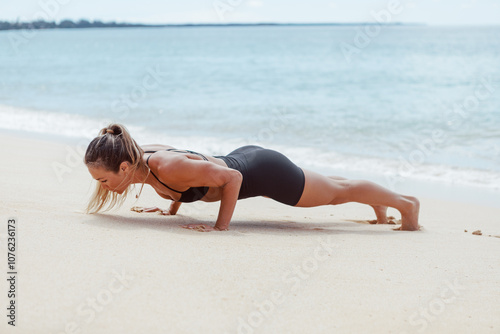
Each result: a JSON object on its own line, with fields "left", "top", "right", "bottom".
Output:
{"left": 1, "top": 25, "right": 499, "bottom": 206}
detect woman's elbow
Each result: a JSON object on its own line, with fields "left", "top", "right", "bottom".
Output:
{"left": 229, "top": 169, "right": 243, "bottom": 186}
{"left": 211, "top": 167, "right": 242, "bottom": 188}
{"left": 220, "top": 169, "right": 242, "bottom": 188}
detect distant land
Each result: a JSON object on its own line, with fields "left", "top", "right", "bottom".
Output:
{"left": 0, "top": 19, "right": 424, "bottom": 31}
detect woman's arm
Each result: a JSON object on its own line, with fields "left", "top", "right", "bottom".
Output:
{"left": 213, "top": 169, "right": 242, "bottom": 230}
{"left": 155, "top": 155, "right": 242, "bottom": 230}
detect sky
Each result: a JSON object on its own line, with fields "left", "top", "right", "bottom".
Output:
{"left": 1, "top": 0, "right": 499, "bottom": 25}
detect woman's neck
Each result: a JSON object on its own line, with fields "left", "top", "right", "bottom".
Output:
{"left": 130, "top": 163, "right": 152, "bottom": 185}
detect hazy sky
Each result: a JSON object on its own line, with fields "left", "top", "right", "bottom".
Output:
{"left": 1, "top": 0, "right": 499, "bottom": 25}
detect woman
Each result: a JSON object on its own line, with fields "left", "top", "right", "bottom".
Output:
{"left": 84, "top": 124, "right": 420, "bottom": 232}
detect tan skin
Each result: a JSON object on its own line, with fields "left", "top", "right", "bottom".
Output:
{"left": 88, "top": 144, "right": 420, "bottom": 232}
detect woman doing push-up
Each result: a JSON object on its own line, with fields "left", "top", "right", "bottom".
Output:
{"left": 84, "top": 124, "right": 420, "bottom": 232}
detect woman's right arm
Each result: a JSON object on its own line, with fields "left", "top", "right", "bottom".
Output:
{"left": 156, "top": 155, "right": 242, "bottom": 230}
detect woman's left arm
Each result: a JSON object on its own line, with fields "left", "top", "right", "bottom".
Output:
{"left": 159, "top": 157, "right": 242, "bottom": 231}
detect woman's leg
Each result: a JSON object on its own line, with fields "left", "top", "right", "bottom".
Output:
{"left": 295, "top": 169, "right": 420, "bottom": 230}
{"left": 327, "top": 176, "right": 389, "bottom": 224}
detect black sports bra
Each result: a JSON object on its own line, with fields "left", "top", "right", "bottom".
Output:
{"left": 144, "top": 149, "right": 209, "bottom": 203}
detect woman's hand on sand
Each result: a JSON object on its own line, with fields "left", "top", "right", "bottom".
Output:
{"left": 181, "top": 224, "right": 228, "bottom": 232}
{"left": 181, "top": 224, "right": 215, "bottom": 232}
{"left": 130, "top": 206, "right": 174, "bottom": 215}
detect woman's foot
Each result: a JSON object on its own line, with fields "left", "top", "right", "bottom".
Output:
{"left": 397, "top": 196, "right": 420, "bottom": 231}
{"left": 371, "top": 205, "right": 389, "bottom": 224}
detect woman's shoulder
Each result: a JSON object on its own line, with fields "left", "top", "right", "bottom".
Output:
{"left": 145, "top": 149, "right": 185, "bottom": 172}
{"left": 145, "top": 150, "right": 193, "bottom": 185}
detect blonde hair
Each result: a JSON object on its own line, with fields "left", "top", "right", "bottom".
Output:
{"left": 84, "top": 123, "right": 147, "bottom": 213}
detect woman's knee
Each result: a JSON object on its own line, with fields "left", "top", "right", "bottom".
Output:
{"left": 327, "top": 180, "right": 352, "bottom": 205}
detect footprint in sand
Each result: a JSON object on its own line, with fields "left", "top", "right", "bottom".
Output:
{"left": 350, "top": 216, "right": 400, "bottom": 225}
{"left": 348, "top": 216, "right": 424, "bottom": 231}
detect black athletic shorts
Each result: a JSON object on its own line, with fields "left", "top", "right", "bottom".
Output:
{"left": 214, "top": 145, "right": 305, "bottom": 206}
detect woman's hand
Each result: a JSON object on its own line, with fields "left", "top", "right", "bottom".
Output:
{"left": 181, "top": 224, "right": 227, "bottom": 232}
{"left": 181, "top": 224, "right": 213, "bottom": 232}
{"left": 130, "top": 206, "right": 176, "bottom": 215}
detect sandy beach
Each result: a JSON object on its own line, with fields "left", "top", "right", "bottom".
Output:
{"left": 1, "top": 131, "right": 499, "bottom": 334}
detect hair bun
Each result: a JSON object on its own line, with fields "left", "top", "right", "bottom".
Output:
{"left": 100, "top": 124, "right": 123, "bottom": 137}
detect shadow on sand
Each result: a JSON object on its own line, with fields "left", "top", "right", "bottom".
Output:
{"left": 81, "top": 212, "right": 401, "bottom": 237}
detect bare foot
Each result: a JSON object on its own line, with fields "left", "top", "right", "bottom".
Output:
{"left": 398, "top": 196, "right": 420, "bottom": 231}
{"left": 370, "top": 205, "right": 389, "bottom": 224}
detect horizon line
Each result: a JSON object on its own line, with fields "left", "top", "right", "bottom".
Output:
{"left": 2, "top": 19, "right": 499, "bottom": 28}
{"left": 1, "top": 19, "right": 428, "bottom": 26}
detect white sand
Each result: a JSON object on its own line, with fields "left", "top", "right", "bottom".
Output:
{"left": 1, "top": 132, "right": 499, "bottom": 334}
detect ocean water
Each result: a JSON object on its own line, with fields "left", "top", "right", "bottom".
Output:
{"left": 1, "top": 25, "right": 500, "bottom": 193}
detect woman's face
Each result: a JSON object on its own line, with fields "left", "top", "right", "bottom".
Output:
{"left": 87, "top": 165, "right": 130, "bottom": 194}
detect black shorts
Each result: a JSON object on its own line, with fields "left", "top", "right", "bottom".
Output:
{"left": 214, "top": 145, "right": 305, "bottom": 206}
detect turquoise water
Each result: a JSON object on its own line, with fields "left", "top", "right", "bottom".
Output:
{"left": 1, "top": 25, "right": 499, "bottom": 189}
